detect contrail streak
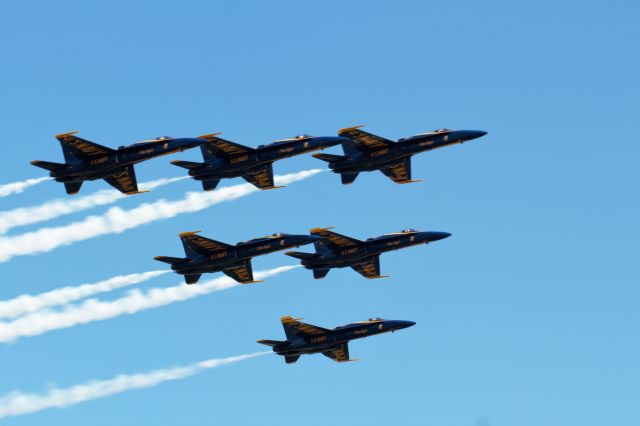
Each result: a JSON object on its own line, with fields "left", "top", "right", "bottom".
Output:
{"left": 0, "top": 169, "right": 322, "bottom": 263}
{"left": 0, "top": 176, "right": 188, "bottom": 234}
{"left": 0, "top": 177, "right": 50, "bottom": 198}
{"left": 0, "top": 265, "right": 298, "bottom": 343}
{"left": 0, "top": 270, "right": 170, "bottom": 320}
{"left": 0, "top": 351, "right": 270, "bottom": 419}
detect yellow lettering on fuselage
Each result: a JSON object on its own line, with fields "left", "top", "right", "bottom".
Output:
{"left": 210, "top": 251, "right": 228, "bottom": 260}
{"left": 371, "top": 148, "right": 390, "bottom": 157}
{"left": 89, "top": 156, "right": 109, "bottom": 165}
{"left": 340, "top": 247, "right": 358, "bottom": 255}
{"left": 230, "top": 155, "right": 249, "bottom": 164}
{"left": 310, "top": 336, "right": 327, "bottom": 343}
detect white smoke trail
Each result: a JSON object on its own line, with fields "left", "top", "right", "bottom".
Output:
{"left": 0, "top": 177, "right": 50, "bottom": 198}
{"left": 0, "top": 351, "right": 270, "bottom": 419}
{"left": 0, "top": 176, "right": 188, "bottom": 234}
{"left": 0, "top": 270, "right": 170, "bottom": 320}
{"left": 0, "top": 169, "right": 322, "bottom": 263}
{"left": 0, "top": 265, "right": 298, "bottom": 343}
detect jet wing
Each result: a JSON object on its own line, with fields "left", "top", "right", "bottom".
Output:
{"left": 242, "top": 164, "right": 283, "bottom": 190}
{"left": 380, "top": 157, "right": 420, "bottom": 184}
{"left": 56, "top": 131, "right": 114, "bottom": 162}
{"left": 104, "top": 165, "right": 140, "bottom": 194}
{"left": 180, "top": 231, "right": 232, "bottom": 256}
{"left": 322, "top": 342, "right": 351, "bottom": 362}
{"left": 199, "top": 133, "right": 255, "bottom": 160}
{"left": 351, "top": 255, "right": 388, "bottom": 279}
{"left": 311, "top": 227, "right": 362, "bottom": 248}
{"left": 338, "top": 125, "right": 393, "bottom": 151}
{"left": 222, "top": 259, "right": 262, "bottom": 284}
{"left": 280, "top": 316, "right": 330, "bottom": 339}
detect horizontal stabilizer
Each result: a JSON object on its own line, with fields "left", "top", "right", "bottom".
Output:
{"left": 154, "top": 256, "right": 186, "bottom": 265}
{"left": 31, "top": 160, "right": 67, "bottom": 171}
{"left": 256, "top": 339, "right": 285, "bottom": 347}
{"left": 284, "top": 251, "right": 316, "bottom": 260}
{"left": 171, "top": 160, "right": 202, "bottom": 170}
{"left": 64, "top": 181, "right": 83, "bottom": 195}
{"left": 312, "top": 153, "right": 346, "bottom": 163}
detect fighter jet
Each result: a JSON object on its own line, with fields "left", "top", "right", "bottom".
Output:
{"left": 286, "top": 227, "right": 451, "bottom": 279}
{"left": 154, "top": 231, "right": 322, "bottom": 284}
{"left": 170, "top": 133, "right": 346, "bottom": 191}
{"left": 258, "top": 316, "right": 416, "bottom": 364}
{"left": 313, "top": 126, "right": 487, "bottom": 185}
{"left": 31, "top": 132, "right": 204, "bottom": 195}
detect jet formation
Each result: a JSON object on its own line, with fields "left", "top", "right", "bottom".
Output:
{"left": 313, "top": 126, "right": 487, "bottom": 185}
{"left": 154, "top": 231, "right": 321, "bottom": 284}
{"left": 171, "top": 133, "right": 346, "bottom": 191}
{"left": 29, "top": 124, "right": 486, "bottom": 365}
{"left": 31, "top": 132, "right": 204, "bottom": 194}
{"left": 258, "top": 316, "right": 415, "bottom": 363}
{"left": 286, "top": 227, "right": 451, "bottom": 279}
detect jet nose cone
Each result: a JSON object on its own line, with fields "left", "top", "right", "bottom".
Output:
{"left": 421, "top": 231, "right": 451, "bottom": 242}
{"left": 461, "top": 130, "right": 487, "bottom": 141}
{"left": 403, "top": 320, "right": 416, "bottom": 329}
{"left": 388, "top": 320, "right": 416, "bottom": 331}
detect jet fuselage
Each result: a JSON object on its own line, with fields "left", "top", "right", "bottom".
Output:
{"left": 185, "top": 136, "right": 345, "bottom": 181}
{"left": 273, "top": 319, "right": 416, "bottom": 356}
{"left": 300, "top": 231, "right": 451, "bottom": 271}
{"left": 51, "top": 137, "right": 204, "bottom": 183}
{"left": 171, "top": 234, "right": 321, "bottom": 276}
{"left": 329, "top": 130, "right": 486, "bottom": 174}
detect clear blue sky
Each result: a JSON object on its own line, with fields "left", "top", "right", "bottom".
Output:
{"left": 0, "top": 0, "right": 638, "bottom": 424}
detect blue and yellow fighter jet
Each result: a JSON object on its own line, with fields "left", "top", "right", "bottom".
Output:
{"left": 313, "top": 126, "right": 487, "bottom": 185}
{"left": 154, "top": 231, "right": 322, "bottom": 284}
{"left": 258, "top": 316, "right": 416, "bottom": 363}
{"left": 31, "top": 132, "right": 204, "bottom": 195}
{"left": 170, "top": 133, "right": 346, "bottom": 191}
{"left": 286, "top": 227, "right": 451, "bottom": 279}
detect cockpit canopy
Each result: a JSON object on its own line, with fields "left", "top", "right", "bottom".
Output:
{"left": 368, "top": 317, "right": 384, "bottom": 322}
{"left": 401, "top": 228, "right": 419, "bottom": 233}
{"left": 433, "top": 128, "right": 451, "bottom": 133}
{"left": 246, "top": 233, "right": 288, "bottom": 242}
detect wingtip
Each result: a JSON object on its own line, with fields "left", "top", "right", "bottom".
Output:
{"left": 55, "top": 131, "right": 80, "bottom": 138}
{"left": 241, "top": 280, "right": 264, "bottom": 284}
{"left": 368, "top": 275, "right": 390, "bottom": 279}
{"left": 310, "top": 226, "right": 335, "bottom": 233}
{"left": 338, "top": 125, "right": 365, "bottom": 134}
{"left": 124, "top": 190, "right": 150, "bottom": 196}
{"left": 179, "top": 230, "right": 202, "bottom": 237}
{"left": 197, "top": 132, "right": 223, "bottom": 139}
{"left": 260, "top": 185, "right": 286, "bottom": 191}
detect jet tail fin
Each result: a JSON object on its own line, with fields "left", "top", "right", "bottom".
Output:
{"left": 313, "top": 269, "right": 330, "bottom": 279}
{"left": 154, "top": 256, "right": 187, "bottom": 265}
{"left": 64, "top": 181, "right": 83, "bottom": 195}
{"left": 312, "top": 153, "right": 347, "bottom": 163}
{"left": 256, "top": 339, "right": 285, "bottom": 347}
{"left": 171, "top": 160, "right": 202, "bottom": 170}
{"left": 285, "top": 355, "right": 300, "bottom": 364}
{"left": 184, "top": 273, "right": 202, "bottom": 285}
{"left": 284, "top": 251, "right": 316, "bottom": 260}
{"left": 31, "top": 160, "right": 68, "bottom": 171}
